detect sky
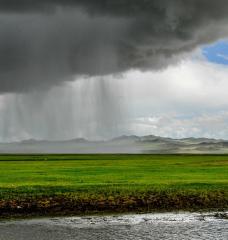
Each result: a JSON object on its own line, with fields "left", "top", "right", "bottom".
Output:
{"left": 203, "top": 41, "right": 228, "bottom": 65}
{"left": 1, "top": 0, "right": 228, "bottom": 142}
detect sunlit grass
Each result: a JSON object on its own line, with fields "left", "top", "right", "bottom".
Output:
{"left": 0, "top": 154, "right": 227, "bottom": 214}
{"left": 0, "top": 154, "right": 227, "bottom": 193}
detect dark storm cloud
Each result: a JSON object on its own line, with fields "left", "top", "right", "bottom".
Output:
{"left": 1, "top": 0, "right": 228, "bottom": 93}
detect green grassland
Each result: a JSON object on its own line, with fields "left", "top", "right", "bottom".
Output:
{"left": 0, "top": 154, "right": 228, "bottom": 216}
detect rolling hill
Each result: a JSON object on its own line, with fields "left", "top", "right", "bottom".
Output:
{"left": 0, "top": 135, "right": 228, "bottom": 154}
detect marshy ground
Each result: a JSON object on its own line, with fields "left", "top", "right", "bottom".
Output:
{"left": 0, "top": 154, "right": 227, "bottom": 217}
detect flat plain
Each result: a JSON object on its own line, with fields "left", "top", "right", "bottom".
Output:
{"left": 0, "top": 154, "right": 227, "bottom": 216}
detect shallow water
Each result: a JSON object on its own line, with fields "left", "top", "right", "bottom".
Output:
{"left": 0, "top": 212, "right": 227, "bottom": 240}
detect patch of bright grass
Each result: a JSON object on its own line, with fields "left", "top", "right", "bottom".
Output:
{"left": 0, "top": 154, "right": 227, "bottom": 215}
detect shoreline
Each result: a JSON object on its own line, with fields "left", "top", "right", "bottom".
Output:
{"left": 1, "top": 192, "right": 227, "bottom": 219}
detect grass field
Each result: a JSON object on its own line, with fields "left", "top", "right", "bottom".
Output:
{"left": 0, "top": 154, "right": 228, "bottom": 216}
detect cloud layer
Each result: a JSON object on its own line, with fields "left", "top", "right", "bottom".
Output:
{"left": 1, "top": 57, "right": 228, "bottom": 141}
{"left": 1, "top": 0, "right": 228, "bottom": 92}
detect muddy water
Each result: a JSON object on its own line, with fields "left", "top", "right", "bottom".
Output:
{"left": 0, "top": 212, "right": 227, "bottom": 240}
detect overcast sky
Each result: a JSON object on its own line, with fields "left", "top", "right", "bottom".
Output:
{"left": 0, "top": 1, "right": 228, "bottom": 141}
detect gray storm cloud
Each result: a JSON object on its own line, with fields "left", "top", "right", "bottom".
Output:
{"left": 1, "top": 0, "right": 228, "bottom": 93}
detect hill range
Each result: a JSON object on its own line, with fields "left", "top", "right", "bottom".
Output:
{"left": 1, "top": 135, "right": 228, "bottom": 154}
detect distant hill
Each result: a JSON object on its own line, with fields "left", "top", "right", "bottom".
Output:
{"left": 0, "top": 135, "right": 228, "bottom": 154}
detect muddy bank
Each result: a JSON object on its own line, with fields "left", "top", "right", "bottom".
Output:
{"left": 1, "top": 191, "right": 227, "bottom": 218}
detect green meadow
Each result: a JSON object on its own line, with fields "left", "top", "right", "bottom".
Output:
{"left": 0, "top": 154, "right": 228, "bottom": 216}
